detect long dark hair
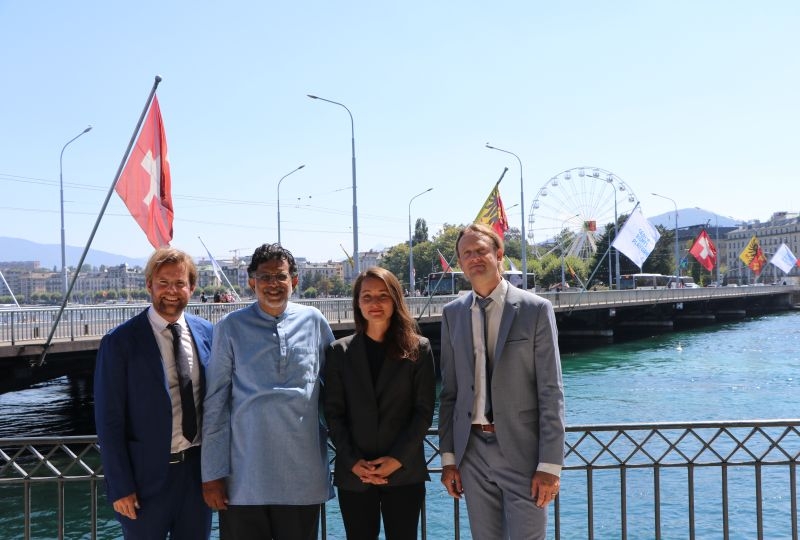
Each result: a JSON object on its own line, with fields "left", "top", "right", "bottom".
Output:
{"left": 352, "top": 267, "right": 420, "bottom": 362}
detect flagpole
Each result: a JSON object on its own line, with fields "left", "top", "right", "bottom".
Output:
{"left": 0, "top": 270, "right": 20, "bottom": 308}
{"left": 36, "top": 76, "right": 163, "bottom": 368}
{"left": 485, "top": 144, "right": 527, "bottom": 290}
{"left": 198, "top": 236, "right": 242, "bottom": 302}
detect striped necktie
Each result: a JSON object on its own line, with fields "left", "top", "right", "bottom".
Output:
{"left": 167, "top": 323, "right": 197, "bottom": 442}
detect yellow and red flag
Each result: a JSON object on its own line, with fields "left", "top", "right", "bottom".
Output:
{"left": 475, "top": 181, "right": 509, "bottom": 237}
{"left": 739, "top": 235, "right": 768, "bottom": 275}
{"left": 115, "top": 95, "right": 174, "bottom": 249}
{"left": 689, "top": 229, "right": 717, "bottom": 272}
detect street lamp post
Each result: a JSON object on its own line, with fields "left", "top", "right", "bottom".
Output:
{"left": 560, "top": 214, "right": 580, "bottom": 288}
{"left": 308, "top": 95, "right": 359, "bottom": 274}
{"left": 408, "top": 188, "right": 433, "bottom": 295}
{"left": 653, "top": 192, "right": 679, "bottom": 285}
{"left": 485, "top": 143, "right": 527, "bottom": 287}
{"left": 603, "top": 176, "right": 624, "bottom": 289}
{"left": 276, "top": 164, "right": 305, "bottom": 245}
{"left": 59, "top": 126, "right": 92, "bottom": 298}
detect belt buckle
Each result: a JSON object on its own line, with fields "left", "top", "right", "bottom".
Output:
{"left": 169, "top": 450, "right": 185, "bottom": 464}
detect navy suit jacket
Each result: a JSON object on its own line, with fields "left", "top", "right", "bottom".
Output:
{"left": 323, "top": 333, "right": 436, "bottom": 491}
{"left": 94, "top": 309, "right": 213, "bottom": 503}
{"left": 438, "top": 285, "right": 565, "bottom": 475}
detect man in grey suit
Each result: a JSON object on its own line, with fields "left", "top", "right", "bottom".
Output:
{"left": 438, "top": 223, "right": 565, "bottom": 540}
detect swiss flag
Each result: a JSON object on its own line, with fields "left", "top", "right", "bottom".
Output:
{"left": 689, "top": 229, "right": 717, "bottom": 272}
{"left": 115, "top": 95, "right": 174, "bottom": 249}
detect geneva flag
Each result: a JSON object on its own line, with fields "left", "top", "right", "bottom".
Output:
{"left": 689, "top": 230, "right": 717, "bottom": 271}
{"left": 475, "top": 181, "right": 509, "bottom": 237}
{"left": 739, "top": 235, "right": 768, "bottom": 276}
{"left": 115, "top": 95, "right": 174, "bottom": 249}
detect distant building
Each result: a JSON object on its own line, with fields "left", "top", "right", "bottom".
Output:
{"left": 341, "top": 250, "right": 384, "bottom": 283}
{"left": 724, "top": 212, "right": 800, "bottom": 284}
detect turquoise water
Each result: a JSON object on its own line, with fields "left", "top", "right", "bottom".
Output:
{"left": 2, "top": 311, "right": 799, "bottom": 538}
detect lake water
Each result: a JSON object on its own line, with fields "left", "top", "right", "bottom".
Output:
{"left": 2, "top": 310, "right": 799, "bottom": 538}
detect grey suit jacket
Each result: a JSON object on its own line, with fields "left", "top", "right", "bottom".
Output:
{"left": 438, "top": 284, "right": 565, "bottom": 475}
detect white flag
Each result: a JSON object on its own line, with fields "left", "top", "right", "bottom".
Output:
{"left": 612, "top": 207, "right": 661, "bottom": 269}
{"left": 505, "top": 256, "right": 518, "bottom": 272}
{"left": 770, "top": 243, "right": 797, "bottom": 274}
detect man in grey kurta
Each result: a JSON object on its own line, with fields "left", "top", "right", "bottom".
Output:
{"left": 201, "top": 243, "right": 334, "bottom": 540}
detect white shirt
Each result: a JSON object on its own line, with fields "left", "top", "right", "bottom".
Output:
{"left": 469, "top": 279, "right": 506, "bottom": 425}
{"left": 147, "top": 307, "right": 201, "bottom": 452}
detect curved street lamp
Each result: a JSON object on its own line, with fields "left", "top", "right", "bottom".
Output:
{"left": 485, "top": 143, "right": 526, "bottom": 287}
{"left": 653, "top": 192, "right": 680, "bottom": 284}
{"left": 560, "top": 214, "right": 580, "bottom": 288}
{"left": 308, "top": 94, "right": 359, "bottom": 275}
{"left": 59, "top": 126, "right": 92, "bottom": 298}
{"left": 408, "top": 188, "right": 433, "bottom": 295}
{"left": 276, "top": 164, "right": 305, "bottom": 245}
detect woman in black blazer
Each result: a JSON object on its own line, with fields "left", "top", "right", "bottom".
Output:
{"left": 324, "top": 267, "right": 436, "bottom": 540}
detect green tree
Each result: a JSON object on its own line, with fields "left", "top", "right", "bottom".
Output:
{"left": 413, "top": 218, "right": 429, "bottom": 245}
{"left": 330, "top": 275, "right": 350, "bottom": 297}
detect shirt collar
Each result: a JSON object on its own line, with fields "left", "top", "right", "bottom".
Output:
{"left": 471, "top": 278, "right": 508, "bottom": 308}
{"left": 147, "top": 305, "right": 187, "bottom": 332}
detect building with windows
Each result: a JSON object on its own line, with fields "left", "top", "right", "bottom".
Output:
{"left": 724, "top": 212, "right": 800, "bottom": 284}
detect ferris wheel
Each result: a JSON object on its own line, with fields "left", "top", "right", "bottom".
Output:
{"left": 527, "top": 167, "right": 639, "bottom": 263}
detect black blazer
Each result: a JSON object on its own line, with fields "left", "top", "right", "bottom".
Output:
{"left": 323, "top": 333, "right": 436, "bottom": 491}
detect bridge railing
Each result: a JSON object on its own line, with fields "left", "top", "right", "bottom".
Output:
{"left": 1, "top": 286, "right": 795, "bottom": 346}
{"left": 2, "top": 419, "right": 798, "bottom": 539}
{"left": 0, "top": 296, "right": 454, "bottom": 346}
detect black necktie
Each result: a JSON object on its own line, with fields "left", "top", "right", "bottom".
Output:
{"left": 477, "top": 296, "right": 493, "bottom": 423}
{"left": 167, "top": 323, "right": 197, "bottom": 442}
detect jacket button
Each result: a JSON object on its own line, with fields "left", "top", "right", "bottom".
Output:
{"left": 467, "top": 412, "right": 472, "bottom": 418}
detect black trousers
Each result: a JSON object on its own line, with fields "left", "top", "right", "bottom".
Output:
{"left": 337, "top": 483, "right": 425, "bottom": 540}
{"left": 219, "top": 503, "right": 320, "bottom": 540}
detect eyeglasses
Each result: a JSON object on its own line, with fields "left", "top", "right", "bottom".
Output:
{"left": 155, "top": 279, "right": 190, "bottom": 290}
{"left": 251, "top": 272, "right": 292, "bottom": 283}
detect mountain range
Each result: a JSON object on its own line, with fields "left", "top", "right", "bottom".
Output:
{"left": 0, "top": 237, "right": 148, "bottom": 269}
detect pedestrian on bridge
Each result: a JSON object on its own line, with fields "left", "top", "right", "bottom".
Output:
{"left": 94, "top": 247, "right": 213, "bottom": 539}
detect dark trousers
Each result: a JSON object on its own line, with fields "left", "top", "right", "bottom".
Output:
{"left": 219, "top": 503, "right": 320, "bottom": 540}
{"left": 117, "top": 452, "right": 211, "bottom": 540}
{"left": 337, "top": 483, "right": 425, "bottom": 540}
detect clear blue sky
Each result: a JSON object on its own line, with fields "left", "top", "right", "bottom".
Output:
{"left": 1, "top": 1, "right": 797, "bottom": 264}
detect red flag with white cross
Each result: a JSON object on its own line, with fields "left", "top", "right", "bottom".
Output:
{"left": 689, "top": 229, "right": 717, "bottom": 272}
{"left": 115, "top": 95, "right": 174, "bottom": 249}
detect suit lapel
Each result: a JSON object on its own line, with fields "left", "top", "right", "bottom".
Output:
{"left": 495, "top": 289, "right": 520, "bottom": 363}
{"left": 457, "top": 293, "right": 477, "bottom": 378}
{"left": 132, "top": 310, "right": 170, "bottom": 393}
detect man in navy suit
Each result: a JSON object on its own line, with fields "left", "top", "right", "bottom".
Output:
{"left": 439, "top": 224, "right": 565, "bottom": 540}
{"left": 95, "top": 247, "right": 213, "bottom": 539}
